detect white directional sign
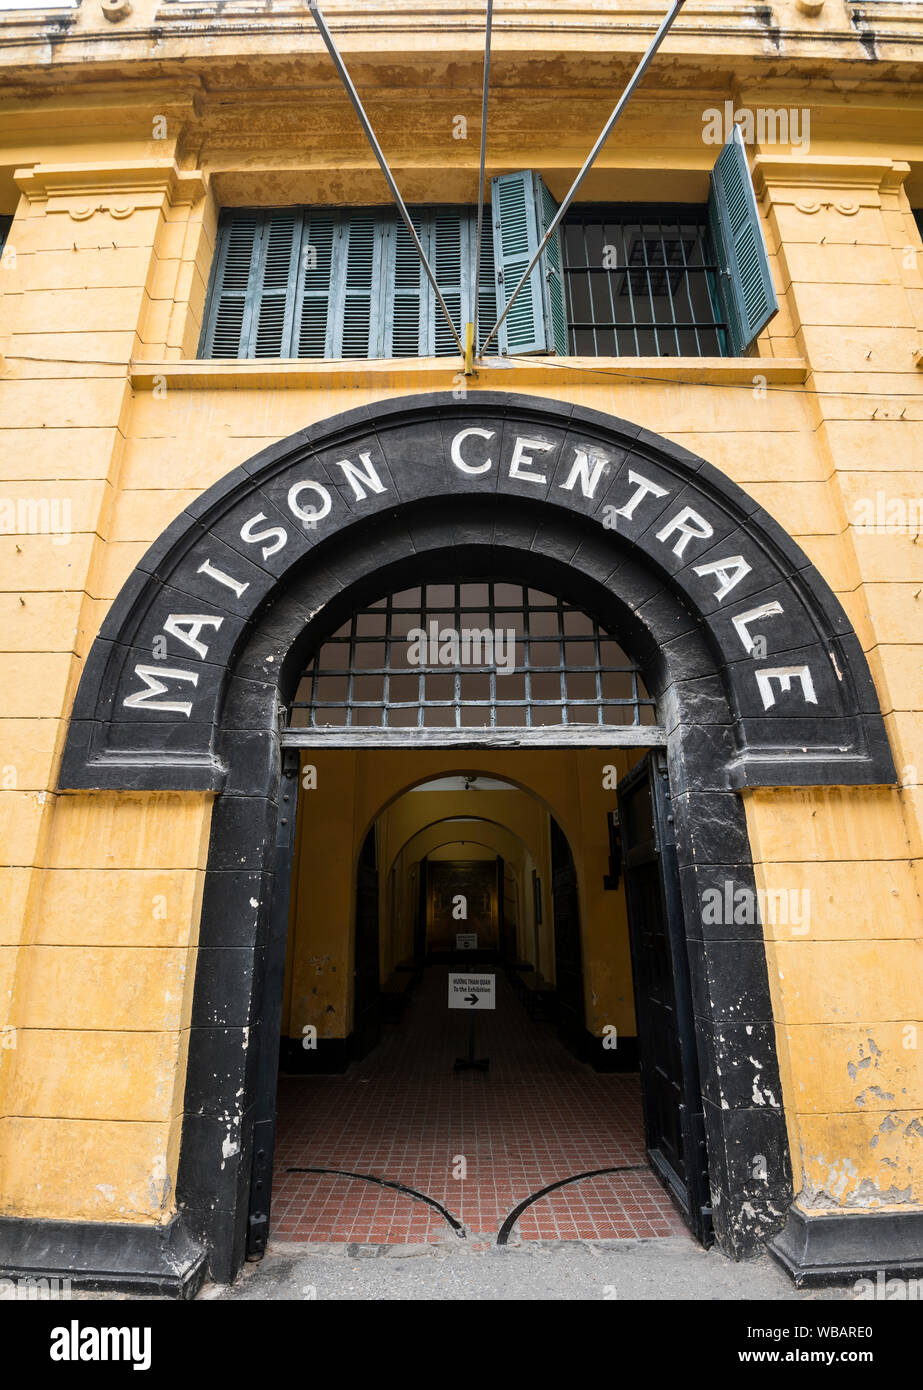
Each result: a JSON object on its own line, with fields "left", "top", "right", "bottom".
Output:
{"left": 455, "top": 933, "right": 478, "bottom": 951}
{"left": 448, "top": 973, "right": 496, "bottom": 1010}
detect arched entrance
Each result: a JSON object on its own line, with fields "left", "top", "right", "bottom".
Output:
{"left": 273, "top": 766, "right": 697, "bottom": 1250}
{"left": 57, "top": 391, "right": 895, "bottom": 1286}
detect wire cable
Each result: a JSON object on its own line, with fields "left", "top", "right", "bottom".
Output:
{"left": 308, "top": 0, "right": 466, "bottom": 357}
{"left": 480, "top": 0, "right": 686, "bottom": 356}
{"left": 472, "top": 0, "right": 493, "bottom": 353}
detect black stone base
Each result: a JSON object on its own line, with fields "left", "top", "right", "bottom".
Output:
{"left": 0, "top": 1213, "right": 206, "bottom": 1299}
{"left": 279, "top": 1035, "right": 353, "bottom": 1074}
{"left": 587, "top": 1033, "right": 640, "bottom": 1073}
{"left": 770, "top": 1204, "right": 923, "bottom": 1286}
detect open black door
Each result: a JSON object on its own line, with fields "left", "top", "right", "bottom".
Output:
{"left": 353, "top": 827, "right": 380, "bottom": 1060}
{"left": 617, "top": 753, "right": 712, "bottom": 1246}
{"left": 550, "top": 816, "right": 586, "bottom": 1059}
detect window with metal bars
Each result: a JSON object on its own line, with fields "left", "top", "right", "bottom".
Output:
{"left": 288, "top": 581, "right": 657, "bottom": 732}
{"left": 562, "top": 205, "right": 727, "bottom": 356}
{"left": 200, "top": 141, "right": 774, "bottom": 361}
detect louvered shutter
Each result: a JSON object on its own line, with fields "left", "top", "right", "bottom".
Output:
{"left": 475, "top": 218, "right": 498, "bottom": 355}
{"left": 294, "top": 212, "right": 336, "bottom": 357}
{"left": 386, "top": 212, "right": 427, "bottom": 356}
{"left": 536, "top": 176, "right": 569, "bottom": 355}
{"left": 708, "top": 126, "right": 778, "bottom": 355}
{"left": 249, "top": 209, "right": 302, "bottom": 357}
{"left": 201, "top": 210, "right": 262, "bottom": 358}
{"left": 490, "top": 171, "right": 563, "bottom": 355}
{"left": 332, "top": 212, "right": 386, "bottom": 358}
{"left": 431, "top": 212, "right": 465, "bottom": 356}
{"left": 385, "top": 209, "right": 492, "bottom": 358}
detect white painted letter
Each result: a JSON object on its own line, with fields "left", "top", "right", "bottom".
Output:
{"left": 451, "top": 426, "right": 495, "bottom": 475}
{"left": 288, "top": 481, "right": 332, "bottom": 525}
{"left": 610, "top": 470, "right": 669, "bottom": 522}
{"left": 240, "top": 512, "right": 287, "bottom": 560}
{"left": 162, "top": 614, "right": 224, "bottom": 660}
{"left": 197, "top": 559, "right": 250, "bottom": 599}
{"left": 754, "top": 665, "right": 818, "bottom": 710}
{"left": 508, "top": 435, "right": 553, "bottom": 485}
{"left": 655, "top": 506, "right": 714, "bottom": 558}
{"left": 335, "top": 451, "right": 388, "bottom": 501}
{"left": 731, "top": 602, "right": 784, "bottom": 655}
{"left": 559, "top": 447, "right": 610, "bottom": 500}
{"left": 692, "top": 555, "right": 752, "bottom": 603}
{"left": 123, "top": 665, "right": 199, "bottom": 717}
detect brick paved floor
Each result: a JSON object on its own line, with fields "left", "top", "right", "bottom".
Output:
{"left": 271, "top": 965, "right": 690, "bottom": 1246}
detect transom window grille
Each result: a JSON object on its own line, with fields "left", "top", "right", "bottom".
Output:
{"left": 289, "top": 582, "right": 657, "bottom": 731}
{"left": 562, "top": 206, "right": 726, "bottom": 357}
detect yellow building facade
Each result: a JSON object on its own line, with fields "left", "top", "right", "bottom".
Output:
{"left": 0, "top": 0, "right": 921, "bottom": 1295}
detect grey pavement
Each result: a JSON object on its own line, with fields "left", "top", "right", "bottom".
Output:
{"left": 199, "top": 1235, "right": 856, "bottom": 1301}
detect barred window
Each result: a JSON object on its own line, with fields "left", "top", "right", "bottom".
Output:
{"left": 201, "top": 144, "right": 774, "bottom": 361}
{"left": 562, "top": 206, "right": 726, "bottom": 357}
{"left": 288, "top": 581, "right": 657, "bottom": 732}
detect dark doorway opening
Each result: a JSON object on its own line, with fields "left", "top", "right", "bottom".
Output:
{"left": 266, "top": 755, "right": 710, "bottom": 1252}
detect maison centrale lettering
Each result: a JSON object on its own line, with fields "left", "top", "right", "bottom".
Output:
{"left": 122, "top": 427, "right": 818, "bottom": 719}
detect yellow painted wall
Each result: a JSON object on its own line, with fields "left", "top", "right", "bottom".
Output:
{"left": 0, "top": 4, "right": 921, "bottom": 1233}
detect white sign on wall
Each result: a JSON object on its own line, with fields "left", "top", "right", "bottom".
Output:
{"left": 455, "top": 933, "right": 478, "bottom": 951}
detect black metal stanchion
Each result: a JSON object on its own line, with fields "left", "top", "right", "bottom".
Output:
{"left": 454, "top": 1013, "right": 489, "bottom": 1071}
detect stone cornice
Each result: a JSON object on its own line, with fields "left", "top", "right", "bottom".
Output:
{"left": 753, "top": 154, "right": 911, "bottom": 203}
{"left": 14, "top": 160, "right": 208, "bottom": 212}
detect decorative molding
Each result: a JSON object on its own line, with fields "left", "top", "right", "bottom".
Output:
{"left": 793, "top": 198, "right": 860, "bottom": 216}
{"left": 13, "top": 161, "right": 207, "bottom": 215}
{"left": 753, "top": 155, "right": 912, "bottom": 204}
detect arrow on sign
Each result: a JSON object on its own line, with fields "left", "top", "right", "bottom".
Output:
{"left": 464, "top": 993, "right": 479, "bottom": 1006}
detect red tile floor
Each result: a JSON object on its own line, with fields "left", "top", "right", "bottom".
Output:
{"left": 271, "top": 965, "right": 690, "bottom": 1246}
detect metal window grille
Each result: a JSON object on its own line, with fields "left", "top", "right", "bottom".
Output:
{"left": 288, "top": 581, "right": 657, "bottom": 732}
{"left": 562, "top": 205, "right": 727, "bottom": 357}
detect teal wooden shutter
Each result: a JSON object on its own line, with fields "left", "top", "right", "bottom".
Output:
{"left": 708, "top": 127, "right": 778, "bottom": 355}
{"left": 331, "top": 211, "right": 386, "bottom": 358}
{"left": 385, "top": 211, "right": 427, "bottom": 356}
{"left": 201, "top": 210, "right": 262, "bottom": 358}
{"left": 294, "top": 212, "right": 336, "bottom": 357}
{"left": 537, "top": 176, "right": 569, "bottom": 355}
{"left": 385, "top": 208, "right": 492, "bottom": 358}
{"left": 431, "top": 211, "right": 465, "bottom": 356}
{"left": 249, "top": 208, "right": 302, "bottom": 357}
{"left": 475, "top": 217, "right": 497, "bottom": 355}
{"left": 489, "top": 171, "right": 564, "bottom": 355}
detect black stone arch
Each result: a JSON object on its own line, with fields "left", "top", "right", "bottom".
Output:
{"left": 176, "top": 500, "right": 793, "bottom": 1285}
{"left": 59, "top": 390, "right": 894, "bottom": 793}
{"left": 50, "top": 392, "right": 894, "bottom": 1288}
